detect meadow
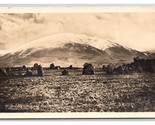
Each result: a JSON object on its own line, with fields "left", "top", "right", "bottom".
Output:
{"left": 0, "top": 69, "right": 155, "bottom": 112}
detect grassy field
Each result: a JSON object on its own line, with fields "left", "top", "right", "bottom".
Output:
{"left": 0, "top": 69, "right": 155, "bottom": 112}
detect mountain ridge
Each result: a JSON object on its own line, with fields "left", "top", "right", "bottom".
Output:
{"left": 0, "top": 33, "right": 150, "bottom": 67}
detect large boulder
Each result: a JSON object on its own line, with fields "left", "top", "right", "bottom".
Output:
{"left": 50, "top": 63, "right": 55, "bottom": 69}
{"left": 24, "top": 69, "right": 33, "bottom": 76}
{"left": 116, "top": 66, "right": 124, "bottom": 74}
{"left": 62, "top": 69, "right": 69, "bottom": 75}
{"left": 37, "top": 65, "right": 44, "bottom": 76}
{"left": 106, "top": 65, "right": 113, "bottom": 74}
{"left": 33, "top": 63, "right": 39, "bottom": 70}
{"left": 82, "top": 63, "right": 95, "bottom": 75}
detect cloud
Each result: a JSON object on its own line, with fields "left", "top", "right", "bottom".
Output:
{"left": 0, "top": 42, "right": 4, "bottom": 49}
{"left": 0, "top": 12, "right": 155, "bottom": 53}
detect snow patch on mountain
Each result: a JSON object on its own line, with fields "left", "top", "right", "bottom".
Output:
{"left": 11, "top": 33, "right": 119, "bottom": 55}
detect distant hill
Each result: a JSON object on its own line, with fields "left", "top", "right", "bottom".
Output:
{"left": 0, "top": 33, "right": 149, "bottom": 68}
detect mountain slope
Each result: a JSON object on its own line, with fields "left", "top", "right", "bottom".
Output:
{"left": 0, "top": 33, "right": 148, "bottom": 67}
{"left": 12, "top": 33, "right": 117, "bottom": 54}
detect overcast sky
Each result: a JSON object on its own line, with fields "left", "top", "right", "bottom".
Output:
{"left": 47, "top": 12, "right": 155, "bottom": 52}
{"left": 0, "top": 11, "right": 155, "bottom": 54}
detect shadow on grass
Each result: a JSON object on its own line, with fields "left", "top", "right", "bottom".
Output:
{"left": 0, "top": 95, "right": 45, "bottom": 112}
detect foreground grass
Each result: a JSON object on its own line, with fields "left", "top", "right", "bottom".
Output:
{"left": 0, "top": 69, "right": 155, "bottom": 112}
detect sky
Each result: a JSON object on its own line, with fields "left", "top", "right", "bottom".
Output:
{"left": 0, "top": 10, "right": 155, "bottom": 54}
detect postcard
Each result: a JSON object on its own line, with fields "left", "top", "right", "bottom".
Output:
{"left": 0, "top": 6, "right": 155, "bottom": 118}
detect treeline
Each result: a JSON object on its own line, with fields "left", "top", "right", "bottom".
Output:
{"left": 102, "top": 57, "right": 155, "bottom": 74}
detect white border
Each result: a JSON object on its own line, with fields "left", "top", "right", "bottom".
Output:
{"left": 0, "top": 6, "right": 155, "bottom": 119}
{"left": 0, "top": 6, "right": 155, "bottom": 13}
{"left": 0, "top": 0, "right": 155, "bottom": 4}
{"left": 0, "top": 112, "right": 155, "bottom": 119}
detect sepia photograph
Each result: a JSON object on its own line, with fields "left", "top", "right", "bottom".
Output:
{"left": 0, "top": 6, "right": 155, "bottom": 118}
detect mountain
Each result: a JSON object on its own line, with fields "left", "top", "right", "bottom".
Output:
{"left": 0, "top": 33, "right": 149, "bottom": 67}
